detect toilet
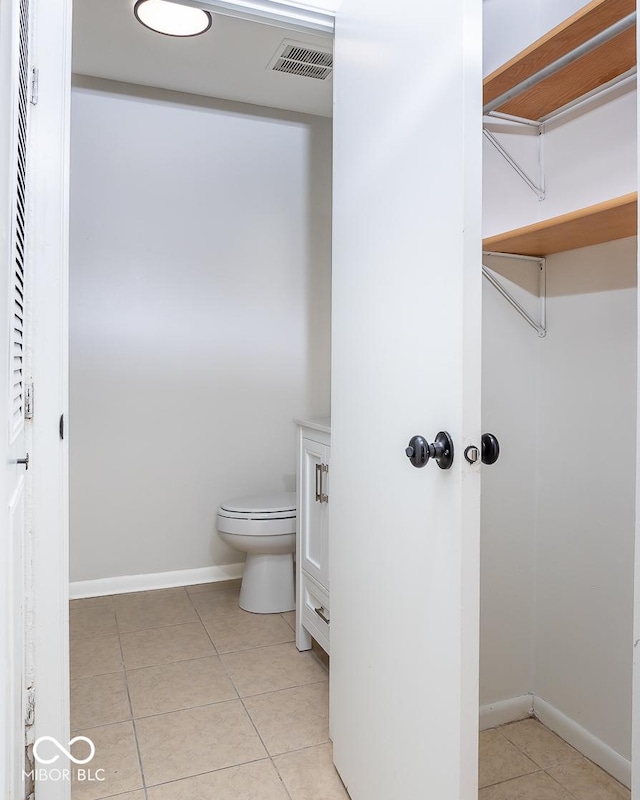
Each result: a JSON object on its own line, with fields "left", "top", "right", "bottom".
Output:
{"left": 216, "top": 492, "right": 296, "bottom": 614}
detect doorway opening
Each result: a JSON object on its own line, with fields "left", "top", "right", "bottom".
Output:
{"left": 67, "top": 2, "right": 334, "bottom": 796}
{"left": 479, "top": 0, "right": 637, "bottom": 794}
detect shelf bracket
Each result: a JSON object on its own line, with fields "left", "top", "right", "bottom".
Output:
{"left": 482, "top": 252, "right": 547, "bottom": 338}
{"left": 483, "top": 125, "right": 546, "bottom": 201}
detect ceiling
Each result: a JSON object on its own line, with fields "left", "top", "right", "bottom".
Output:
{"left": 72, "top": 0, "right": 334, "bottom": 117}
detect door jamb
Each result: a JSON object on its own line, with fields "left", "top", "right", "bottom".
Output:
{"left": 28, "top": 0, "right": 325, "bottom": 797}
{"left": 177, "top": 0, "right": 335, "bottom": 34}
{"left": 29, "top": 1, "right": 72, "bottom": 798}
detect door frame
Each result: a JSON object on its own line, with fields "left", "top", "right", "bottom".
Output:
{"left": 27, "top": 0, "right": 329, "bottom": 797}
{"left": 28, "top": 1, "right": 72, "bottom": 798}
{"left": 178, "top": 0, "right": 335, "bottom": 34}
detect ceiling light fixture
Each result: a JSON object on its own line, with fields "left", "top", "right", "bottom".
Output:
{"left": 134, "top": 0, "right": 212, "bottom": 37}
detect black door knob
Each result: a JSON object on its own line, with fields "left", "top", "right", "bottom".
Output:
{"left": 481, "top": 433, "right": 500, "bottom": 465}
{"left": 405, "top": 432, "right": 454, "bottom": 470}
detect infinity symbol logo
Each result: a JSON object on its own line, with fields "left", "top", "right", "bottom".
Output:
{"left": 33, "top": 736, "right": 96, "bottom": 765}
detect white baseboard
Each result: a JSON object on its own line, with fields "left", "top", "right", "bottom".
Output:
{"left": 69, "top": 563, "right": 245, "bottom": 599}
{"left": 534, "top": 696, "right": 631, "bottom": 789}
{"left": 480, "top": 695, "right": 534, "bottom": 730}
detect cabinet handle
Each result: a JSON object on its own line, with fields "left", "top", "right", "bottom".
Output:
{"left": 320, "top": 463, "right": 328, "bottom": 503}
{"left": 314, "top": 606, "right": 330, "bottom": 625}
{"left": 315, "top": 463, "right": 329, "bottom": 503}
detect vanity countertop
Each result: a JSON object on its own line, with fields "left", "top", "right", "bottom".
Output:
{"left": 294, "top": 417, "right": 331, "bottom": 435}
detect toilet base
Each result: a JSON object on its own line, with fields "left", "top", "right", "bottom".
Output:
{"left": 239, "top": 552, "right": 295, "bottom": 613}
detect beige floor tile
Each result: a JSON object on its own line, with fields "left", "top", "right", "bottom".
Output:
{"left": 115, "top": 594, "right": 199, "bottom": 634}
{"left": 202, "top": 612, "right": 294, "bottom": 653}
{"left": 479, "top": 729, "right": 539, "bottom": 789}
{"left": 547, "top": 756, "right": 631, "bottom": 799}
{"left": 244, "top": 681, "right": 329, "bottom": 755}
{"left": 114, "top": 587, "right": 187, "bottom": 602}
{"left": 479, "top": 771, "right": 576, "bottom": 800}
{"left": 311, "top": 639, "right": 329, "bottom": 670}
{"left": 70, "top": 605, "right": 118, "bottom": 639}
{"left": 274, "top": 743, "right": 350, "bottom": 800}
{"left": 89, "top": 793, "right": 145, "bottom": 800}
{"left": 190, "top": 588, "right": 247, "bottom": 619}
{"left": 71, "top": 672, "right": 131, "bottom": 730}
{"left": 70, "top": 722, "right": 142, "bottom": 800}
{"left": 222, "top": 642, "right": 328, "bottom": 697}
{"left": 136, "top": 699, "right": 267, "bottom": 786}
{"left": 70, "top": 596, "right": 114, "bottom": 610}
{"left": 501, "top": 719, "right": 580, "bottom": 769}
{"left": 120, "top": 622, "right": 214, "bottom": 669}
{"left": 70, "top": 635, "right": 124, "bottom": 679}
{"left": 146, "top": 759, "right": 289, "bottom": 800}
{"left": 127, "top": 655, "right": 237, "bottom": 717}
{"left": 281, "top": 610, "right": 296, "bottom": 631}
{"left": 186, "top": 578, "right": 243, "bottom": 594}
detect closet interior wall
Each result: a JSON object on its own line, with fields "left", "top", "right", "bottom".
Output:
{"left": 481, "top": 0, "right": 638, "bottom": 774}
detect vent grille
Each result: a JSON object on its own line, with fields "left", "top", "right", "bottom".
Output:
{"left": 270, "top": 41, "right": 333, "bottom": 81}
{"left": 10, "top": 0, "right": 29, "bottom": 442}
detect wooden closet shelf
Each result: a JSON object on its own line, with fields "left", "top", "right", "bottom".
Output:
{"left": 483, "top": 193, "right": 638, "bottom": 256}
{"left": 483, "top": 0, "right": 636, "bottom": 120}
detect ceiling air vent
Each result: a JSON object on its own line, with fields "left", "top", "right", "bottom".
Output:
{"left": 268, "top": 40, "right": 333, "bottom": 81}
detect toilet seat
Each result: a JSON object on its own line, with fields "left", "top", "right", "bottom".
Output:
{"left": 218, "top": 492, "right": 296, "bottom": 521}
{"left": 217, "top": 492, "right": 296, "bottom": 536}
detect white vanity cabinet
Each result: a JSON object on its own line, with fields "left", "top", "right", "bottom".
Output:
{"left": 295, "top": 418, "right": 331, "bottom": 655}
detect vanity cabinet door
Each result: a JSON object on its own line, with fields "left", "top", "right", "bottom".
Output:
{"left": 300, "top": 436, "right": 330, "bottom": 590}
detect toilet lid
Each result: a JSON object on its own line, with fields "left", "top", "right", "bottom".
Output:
{"left": 219, "top": 492, "right": 296, "bottom": 515}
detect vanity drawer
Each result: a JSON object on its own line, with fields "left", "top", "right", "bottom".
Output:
{"left": 300, "top": 571, "right": 330, "bottom": 655}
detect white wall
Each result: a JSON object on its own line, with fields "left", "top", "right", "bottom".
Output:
{"left": 480, "top": 264, "right": 539, "bottom": 706}
{"left": 534, "top": 238, "right": 636, "bottom": 759}
{"left": 483, "top": 87, "right": 637, "bottom": 240}
{"left": 483, "top": 0, "right": 593, "bottom": 76}
{"left": 481, "top": 225, "right": 637, "bottom": 767}
{"left": 69, "top": 77, "right": 332, "bottom": 582}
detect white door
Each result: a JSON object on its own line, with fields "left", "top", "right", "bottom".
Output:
{"left": 0, "top": 0, "right": 31, "bottom": 796}
{"left": 330, "top": 0, "right": 482, "bottom": 798}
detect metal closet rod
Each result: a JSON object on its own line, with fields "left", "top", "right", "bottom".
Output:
{"left": 483, "top": 11, "right": 637, "bottom": 116}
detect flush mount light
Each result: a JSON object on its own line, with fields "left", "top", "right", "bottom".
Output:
{"left": 134, "top": 0, "right": 212, "bottom": 37}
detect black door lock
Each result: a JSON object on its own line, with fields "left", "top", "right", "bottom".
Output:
{"left": 405, "top": 432, "right": 454, "bottom": 470}
{"left": 481, "top": 432, "right": 500, "bottom": 465}
{"left": 464, "top": 433, "right": 500, "bottom": 465}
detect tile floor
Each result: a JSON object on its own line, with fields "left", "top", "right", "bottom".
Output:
{"left": 480, "top": 720, "right": 630, "bottom": 799}
{"left": 70, "top": 582, "right": 630, "bottom": 800}
{"left": 69, "top": 581, "right": 344, "bottom": 800}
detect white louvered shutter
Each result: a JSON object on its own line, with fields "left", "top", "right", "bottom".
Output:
{"left": 9, "top": 0, "right": 29, "bottom": 444}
